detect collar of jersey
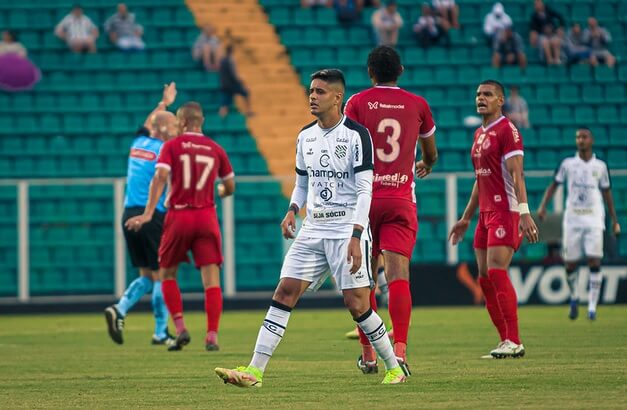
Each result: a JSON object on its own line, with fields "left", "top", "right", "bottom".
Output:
{"left": 181, "top": 132, "right": 204, "bottom": 137}
{"left": 319, "top": 115, "right": 345, "bottom": 135}
{"left": 481, "top": 115, "right": 506, "bottom": 132}
{"left": 576, "top": 152, "right": 596, "bottom": 162}
{"left": 374, "top": 85, "right": 400, "bottom": 89}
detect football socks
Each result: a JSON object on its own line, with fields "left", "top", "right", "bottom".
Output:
{"left": 250, "top": 301, "right": 292, "bottom": 373}
{"left": 116, "top": 276, "right": 152, "bottom": 317}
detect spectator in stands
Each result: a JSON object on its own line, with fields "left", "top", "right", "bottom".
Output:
{"left": 218, "top": 45, "right": 253, "bottom": 118}
{"left": 564, "top": 23, "right": 591, "bottom": 65}
{"left": 0, "top": 30, "right": 26, "bottom": 57}
{"left": 104, "top": 3, "right": 145, "bottom": 51}
{"left": 529, "top": 0, "right": 565, "bottom": 65}
{"left": 491, "top": 25, "right": 527, "bottom": 70}
{"left": 504, "top": 86, "right": 530, "bottom": 129}
{"left": 334, "top": 0, "right": 362, "bottom": 25}
{"left": 371, "top": 1, "right": 403, "bottom": 47}
{"left": 301, "top": 0, "right": 332, "bottom": 8}
{"left": 432, "top": 0, "right": 459, "bottom": 29}
{"left": 483, "top": 2, "right": 512, "bottom": 48}
{"left": 0, "top": 31, "right": 41, "bottom": 92}
{"left": 54, "top": 4, "right": 99, "bottom": 53}
{"left": 192, "top": 24, "right": 221, "bottom": 72}
{"left": 413, "top": 3, "right": 450, "bottom": 48}
{"left": 583, "top": 17, "right": 616, "bottom": 68}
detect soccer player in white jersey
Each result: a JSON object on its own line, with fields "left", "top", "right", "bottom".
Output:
{"left": 537, "top": 127, "right": 620, "bottom": 320}
{"left": 215, "top": 69, "right": 407, "bottom": 386}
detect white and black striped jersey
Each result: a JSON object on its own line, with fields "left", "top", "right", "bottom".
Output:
{"left": 295, "top": 115, "right": 374, "bottom": 239}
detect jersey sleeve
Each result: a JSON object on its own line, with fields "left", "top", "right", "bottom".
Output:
{"left": 344, "top": 93, "right": 359, "bottom": 122}
{"left": 554, "top": 159, "right": 567, "bottom": 184}
{"left": 501, "top": 121, "right": 524, "bottom": 160}
{"left": 418, "top": 97, "right": 436, "bottom": 138}
{"left": 217, "top": 146, "right": 234, "bottom": 180}
{"left": 295, "top": 135, "right": 307, "bottom": 177}
{"left": 352, "top": 126, "right": 374, "bottom": 173}
{"left": 599, "top": 162, "right": 611, "bottom": 190}
{"left": 156, "top": 140, "right": 173, "bottom": 171}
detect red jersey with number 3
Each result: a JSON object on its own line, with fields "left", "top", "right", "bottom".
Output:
{"left": 156, "top": 132, "right": 234, "bottom": 209}
{"left": 471, "top": 116, "right": 524, "bottom": 213}
{"left": 345, "top": 86, "right": 436, "bottom": 202}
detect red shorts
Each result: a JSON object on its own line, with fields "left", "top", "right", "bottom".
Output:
{"left": 369, "top": 198, "right": 417, "bottom": 260}
{"left": 159, "top": 207, "right": 223, "bottom": 268}
{"left": 473, "top": 210, "right": 522, "bottom": 251}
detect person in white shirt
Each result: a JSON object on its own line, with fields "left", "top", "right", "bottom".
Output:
{"left": 372, "top": 1, "right": 403, "bottom": 47}
{"left": 215, "top": 69, "right": 408, "bottom": 388}
{"left": 537, "top": 127, "right": 620, "bottom": 321}
{"left": 54, "top": 4, "right": 99, "bottom": 53}
{"left": 483, "top": 2, "right": 512, "bottom": 47}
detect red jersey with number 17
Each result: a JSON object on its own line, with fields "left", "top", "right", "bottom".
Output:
{"left": 345, "top": 86, "right": 436, "bottom": 202}
{"left": 156, "top": 132, "right": 234, "bottom": 209}
{"left": 471, "top": 116, "right": 524, "bottom": 213}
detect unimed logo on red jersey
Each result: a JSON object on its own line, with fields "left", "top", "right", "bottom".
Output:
{"left": 130, "top": 148, "right": 157, "bottom": 161}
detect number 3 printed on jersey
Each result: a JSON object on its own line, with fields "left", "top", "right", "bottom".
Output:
{"left": 376, "top": 118, "right": 401, "bottom": 162}
{"left": 180, "top": 154, "right": 215, "bottom": 190}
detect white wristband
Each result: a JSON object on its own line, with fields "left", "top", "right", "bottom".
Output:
{"left": 519, "top": 203, "right": 530, "bottom": 215}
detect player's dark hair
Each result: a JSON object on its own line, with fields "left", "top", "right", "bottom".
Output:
{"left": 480, "top": 79, "right": 506, "bottom": 97}
{"left": 576, "top": 126, "right": 593, "bottom": 136}
{"left": 367, "top": 46, "right": 402, "bottom": 83}
{"left": 310, "top": 68, "right": 346, "bottom": 89}
{"left": 135, "top": 126, "right": 150, "bottom": 137}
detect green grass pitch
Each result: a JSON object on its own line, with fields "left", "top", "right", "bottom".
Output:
{"left": 1, "top": 306, "right": 626, "bottom": 409}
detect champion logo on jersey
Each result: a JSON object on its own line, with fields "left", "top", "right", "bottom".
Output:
{"left": 368, "top": 101, "right": 379, "bottom": 110}
{"left": 335, "top": 145, "right": 347, "bottom": 159}
{"left": 130, "top": 148, "right": 157, "bottom": 161}
{"left": 320, "top": 154, "right": 330, "bottom": 167}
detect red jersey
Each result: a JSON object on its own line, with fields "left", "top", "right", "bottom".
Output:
{"left": 156, "top": 132, "right": 234, "bottom": 209}
{"left": 345, "top": 86, "right": 436, "bottom": 202}
{"left": 471, "top": 116, "right": 524, "bottom": 212}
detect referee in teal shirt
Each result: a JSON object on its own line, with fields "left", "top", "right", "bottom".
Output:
{"left": 105, "top": 83, "right": 179, "bottom": 346}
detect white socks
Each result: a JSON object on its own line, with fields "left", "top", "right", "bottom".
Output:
{"left": 355, "top": 308, "right": 398, "bottom": 371}
{"left": 566, "top": 268, "right": 578, "bottom": 301}
{"left": 250, "top": 302, "right": 292, "bottom": 372}
{"left": 588, "top": 271, "right": 602, "bottom": 313}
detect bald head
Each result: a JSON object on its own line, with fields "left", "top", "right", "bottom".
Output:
{"left": 177, "top": 102, "right": 204, "bottom": 132}
{"left": 151, "top": 111, "right": 178, "bottom": 141}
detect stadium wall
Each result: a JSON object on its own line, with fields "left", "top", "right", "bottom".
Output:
{"left": 411, "top": 263, "right": 627, "bottom": 306}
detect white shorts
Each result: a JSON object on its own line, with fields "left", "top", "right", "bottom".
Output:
{"left": 562, "top": 226, "right": 604, "bottom": 261}
{"left": 280, "top": 235, "right": 373, "bottom": 291}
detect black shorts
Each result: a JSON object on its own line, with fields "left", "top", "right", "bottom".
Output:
{"left": 220, "top": 84, "right": 248, "bottom": 107}
{"left": 122, "top": 207, "right": 165, "bottom": 271}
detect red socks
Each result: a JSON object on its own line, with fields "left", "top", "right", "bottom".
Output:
{"left": 162, "top": 279, "right": 186, "bottom": 334}
{"left": 204, "top": 286, "right": 223, "bottom": 333}
{"left": 488, "top": 269, "right": 521, "bottom": 344}
{"left": 478, "top": 276, "right": 507, "bottom": 341}
{"left": 388, "top": 279, "right": 411, "bottom": 345}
